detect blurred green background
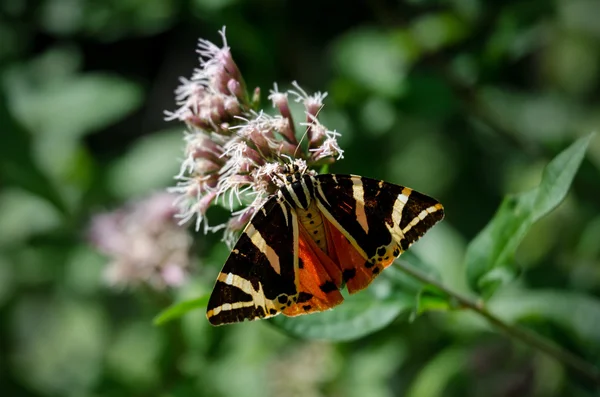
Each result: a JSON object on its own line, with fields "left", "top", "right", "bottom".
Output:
{"left": 2, "top": 0, "right": 600, "bottom": 396}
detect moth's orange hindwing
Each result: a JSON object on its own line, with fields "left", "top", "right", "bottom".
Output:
{"left": 314, "top": 175, "right": 444, "bottom": 293}
{"left": 323, "top": 216, "right": 379, "bottom": 293}
{"left": 206, "top": 197, "right": 300, "bottom": 325}
{"left": 282, "top": 225, "right": 344, "bottom": 316}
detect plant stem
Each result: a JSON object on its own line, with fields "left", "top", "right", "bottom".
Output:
{"left": 394, "top": 260, "right": 600, "bottom": 385}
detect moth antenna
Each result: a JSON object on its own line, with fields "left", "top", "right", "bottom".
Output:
{"left": 293, "top": 129, "right": 310, "bottom": 158}
{"left": 293, "top": 105, "right": 325, "bottom": 158}
{"left": 270, "top": 171, "right": 285, "bottom": 186}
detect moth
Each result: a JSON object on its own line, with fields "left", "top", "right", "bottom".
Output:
{"left": 206, "top": 165, "right": 444, "bottom": 325}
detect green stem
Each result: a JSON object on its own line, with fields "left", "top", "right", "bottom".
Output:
{"left": 394, "top": 260, "right": 600, "bottom": 385}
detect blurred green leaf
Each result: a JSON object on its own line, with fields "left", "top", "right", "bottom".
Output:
{"left": 40, "top": 0, "right": 179, "bottom": 40}
{"left": 10, "top": 297, "right": 108, "bottom": 395}
{"left": 410, "top": 12, "right": 470, "bottom": 52}
{"left": 560, "top": 0, "right": 600, "bottom": 39}
{"left": 332, "top": 28, "right": 412, "bottom": 98}
{"left": 478, "top": 88, "right": 577, "bottom": 143}
{"left": 0, "top": 189, "right": 62, "bottom": 247}
{"left": 107, "top": 129, "right": 182, "bottom": 199}
{"left": 192, "top": 0, "right": 239, "bottom": 12}
{"left": 409, "top": 222, "right": 469, "bottom": 293}
{"left": 465, "top": 134, "right": 593, "bottom": 296}
{"left": 544, "top": 33, "right": 600, "bottom": 97}
{"left": 7, "top": 45, "right": 82, "bottom": 85}
{"left": 64, "top": 246, "right": 106, "bottom": 295}
{"left": 359, "top": 97, "right": 396, "bottom": 136}
{"left": 0, "top": 94, "right": 67, "bottom": 214}
{"left": 412, "top": 285, "right": 452, "bottom": 320}
{"left": 153, "top": 294, "right": 210, "bottom": 326}
{"left": 339, "top": 339, "right": 407, "bottom": 397}
{"left": 0, "top": 255, "right": 14, "bottom": 307}
{"left": 106, "top": 321, "right": 163, "bottom": 389}
{"left": 489, "top": 289, "right": 600, "bottom": 354}
{"left": 406, "top": 347, "right": 468, "bottom": 397}
{"left": 392, "top": 250, "right": 443, "bottom": 289}
{"left": 9, "top": 73, "right": 143, "bottom": 138}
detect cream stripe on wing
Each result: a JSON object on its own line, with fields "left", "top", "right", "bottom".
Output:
{"left": 314, "top": 179, "right": 332, "bottom": 206}
{"left": 277, "top": 200, "right": 289, "bottom": 226}
{"left": 290, "top": 207, "right": 300, "bottom": 292}
{"left": 352, "top": 179, "right": 369, "bottom": 233}
{"left": 208, "top": 301, "right": 257, "bottom": 317}
{"left": 246, "top": 224, "right": 281, "bottom": 275}
{"left": 301, "top": 179, "right": 312, "bottom": 207}
{"left": 207, "top": 273, "right": 275, "bottom": 317}
{"left": 401, "top": 203, "right": 444, "bottom": 234}
{"left": 387, "top": 187, "right": 412, "bottom": 242}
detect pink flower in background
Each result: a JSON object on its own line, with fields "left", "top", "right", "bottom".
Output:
{"left": 88, "top": 193, "right": 193, "bottom": 290}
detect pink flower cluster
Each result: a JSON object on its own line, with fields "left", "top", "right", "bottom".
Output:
{"left": 88, "top": 193, "right": 192, "bottom": 290}
{"left": 166, "top": 27, "right": 344, "bottom": 247}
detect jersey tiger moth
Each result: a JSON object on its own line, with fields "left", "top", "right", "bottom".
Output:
{"left": 206, "top": 165, "right": 444, "bottom": 325}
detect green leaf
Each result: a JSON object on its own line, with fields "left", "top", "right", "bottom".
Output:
{"left": 270, "top": 277, "right": 414, "bottom": 341}
{"left": 332, "top": 28, "right": 413, "bottom": 98}
{"left": 405, "top": 347, "right": 468, "bottom": 397}
{"left": 465, "top": 134, "right": 593, "bottom": 297}
{"left": 0, "top": 92, "right": 67, "bottom": 214}
{"left": 107, "top": 129, "right": 183, "bottom": 199}
{"left": 106, "top": 321, "right": 163, "bottom": 389}
{"left": 410, "top": 12, "right": 470, "bottom": 52}
{"left": 411, "top": 285, "right": 452, "bottom": 321}
{"left": 153, "top": 294, "right": 210, "bottom": 326}
{"left": 0, "top": 189, "right": 62, "bottom": 247}
{"left": 5, "top": 56, "right": 142, "bottom": 139}
{"left": 489, "top": 289, "right": 600, "bottom": 354}
{"left": 386, "top": 251, "right": 443, "bottom": 296}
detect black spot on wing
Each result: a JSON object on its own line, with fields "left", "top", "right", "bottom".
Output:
{"left": 297, "top": 292, "right": 313, "bottom": 303}
{"left": 342, "top": 268, "right": 356, "bottom": 282}
{"left": 319, "top": 281, "right": 337, "bottom": 293}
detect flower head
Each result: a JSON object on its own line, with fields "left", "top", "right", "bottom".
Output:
{"left": 88, "top": 193, "right": 193, "bottom": 290}
{"left": 167, "top": 28, "right": 345, "bottom": 246}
